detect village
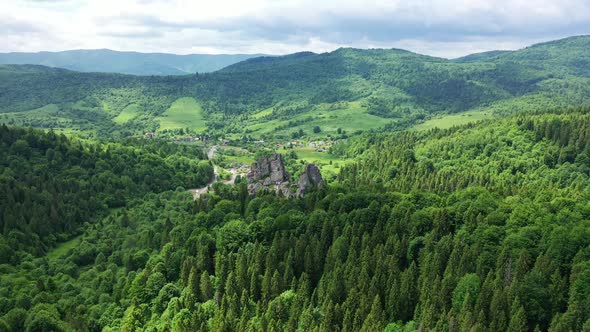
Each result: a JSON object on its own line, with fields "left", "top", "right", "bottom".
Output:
{"left": 144, "top": 130, "right": 338, "bottom": 154}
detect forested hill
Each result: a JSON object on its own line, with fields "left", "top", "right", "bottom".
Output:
{"left": 200, "top": 36, "right": 590, "bottom": 117}
{"left": 2, "top": 107, "right": 590, "bottom": 330}
{"left": 454, "top": 35, "right": 590, "bottom": 77}
{"left": 0, "top": 50, "right": 265, "bottom": 75}
{"left": 1, "top": 36, "right": 590, "bottom": 138}
{"left": 0, "top": 125, "right": 213, "bottom": 258}
{"left": 338, "top": 105, "right": 590, "bottom": 195}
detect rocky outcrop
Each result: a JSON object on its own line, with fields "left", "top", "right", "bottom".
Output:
{"left": 296, "top": 164, "right": 325, "bottom": 197}
{"left": 247, "top": 154, "right": 325, "bottom": 197}
{"left": 247, "top": 154, "right": 292, "bottom": 196}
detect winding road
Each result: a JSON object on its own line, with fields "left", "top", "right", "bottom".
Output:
{"left": 190, "top": 146, "right": 238, "bottom": 199}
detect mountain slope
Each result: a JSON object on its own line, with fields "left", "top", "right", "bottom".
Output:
{"left": 453, "top": 50, "right": 511, "bottom": 63}
{"left": 454, "top": 35, "right": 590, "bottom": 77}
{"left": 0, "top": 36, "right": 589, "bottom": 139}
{"left": 0, "top": 125, "right": 213, "bottom": 257}
{"left": 0, "top": 49, "right": 266, "bottom": 75}
{"left": 494, "top": 35, "right": 590, "bottom": 77}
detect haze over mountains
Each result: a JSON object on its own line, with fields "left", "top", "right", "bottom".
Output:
{"left": 0, "top": 49, "right": 266, "bottom": 75}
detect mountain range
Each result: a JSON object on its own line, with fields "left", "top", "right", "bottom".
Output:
{"left": 0, "top": 35, "right": 589, "bottom": 139}
{"left": 0, "top": 49, "right": 266, "bottom": 75}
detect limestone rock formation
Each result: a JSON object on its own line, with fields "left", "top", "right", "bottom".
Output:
{"left": 247, "top": 154, "right": 291, "bottom": 196}
{"left": 247, "top": 154, "right": 325, "bottom": 197}
{"left": 296, "top": 164, "right": 325, "bottom": 197}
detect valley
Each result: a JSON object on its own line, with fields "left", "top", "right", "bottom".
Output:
{"left": 1, "top": 35, "right": 590, "bottom": 331}
{"left": 2, "top": 36, "right": 590, "bottom": 144}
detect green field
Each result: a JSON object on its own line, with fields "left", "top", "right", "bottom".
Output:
{"left": 220, "top": 154, "right": 255, "bottom": 166}
{"left": 249, "top": 107, "right": 274, "bottom": 119}
{"left": 46, "top": 235, "right": 81, "bottom": 260}
{"left": 156, "top": 97, "right": 207, "bottom": 131}
{"left": 3, "top": 36, "right": 590, "bottom": 140}
{"left": 412, "top": 110, "right": 495, "bottom": 131}
{"left": 244, "top": 101, "right": 392, "bottom": 137}
{"left": 292, "top": 147, "right": 352, "bottom": 179}
{"left": 112, "top": 104, "right": 141, "bottom": 124}
{"left": 215, "top": 146, "right": 256, "bottom": 167}
{"left": 297, "top": 102, "right": 391, "bottom": 135}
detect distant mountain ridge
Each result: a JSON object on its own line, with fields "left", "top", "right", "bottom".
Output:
{"left": 453, "top": 35, "right": 590, "bottom": 76}
{"left": 0, "top": 49, "right": 267, "bottom": 75}
{"left": 453, "top": 50, "right": 512, "bottom": 63}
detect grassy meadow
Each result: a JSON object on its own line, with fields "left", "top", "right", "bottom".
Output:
{"left": 112, "top": 104, "right": 141, "bottom": 124}
{"left": 156, "top": 97, "right": 207, "bottom": 132}
{"left": 412, "top": 110, "right": 495, "bottom": 131}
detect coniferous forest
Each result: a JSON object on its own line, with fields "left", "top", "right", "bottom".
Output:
{"left": 1, "top": 34, "right": 590, "bottom": 332}
{"left": 2, "top": 107, "right": 590, "bottom": 331}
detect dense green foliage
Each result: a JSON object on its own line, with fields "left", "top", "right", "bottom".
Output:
{"left": 339, "top": 105, "right": 590, "bottom": 196}
{"left": 0, "top": 125, "right": 213, "bottom": 259}
{"left": 1, "top": 36, "right": 590, "bottom": 139}
{"left": 2, "top": 107, "right": 590, "bottom": 331}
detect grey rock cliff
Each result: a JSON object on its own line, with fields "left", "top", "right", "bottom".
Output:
{"left": 296, "top": 164, "right": 325, "bottom": 197}
{"left": 247, "top": 154, "right": 324, "bottom": 197}
{"left": 247, "top": 154, "right": 291, "bottom": 196}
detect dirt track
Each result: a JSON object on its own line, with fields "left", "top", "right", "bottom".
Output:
{"left": 190, "top": 146, "right": 238, "bottom": 199}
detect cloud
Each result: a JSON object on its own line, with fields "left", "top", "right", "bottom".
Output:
{"left": 2, "top": 0, "right": 590, "bottom": 57}
{"left": 0, "top": 17, "right": 43, "bottom": 34}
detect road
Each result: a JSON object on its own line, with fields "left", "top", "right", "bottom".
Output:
{"left": 190, "top": 146, "right": 238, "bottom": 199}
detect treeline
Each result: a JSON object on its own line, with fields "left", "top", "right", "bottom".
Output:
{"left": 0, "top": 125, "right": 213, "bottom": 259}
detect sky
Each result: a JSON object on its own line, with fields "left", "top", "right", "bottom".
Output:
{"left": 2, "top": 0, "right": 590, "bottom": 58}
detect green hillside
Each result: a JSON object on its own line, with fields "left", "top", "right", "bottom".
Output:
{"left": 493, "top": 35, "right": 590, "bottom": 77}
{"left": 453, "top": 50, "right": 511, "bottom": 62}
{"left": 0, "top": 125, "right": 213, "bottom": 257}
{"left": 454, "top": 35, "right": 590, "bottom": 76}
{"left": 1, "top": 36, "right": 590, "bottom": 140}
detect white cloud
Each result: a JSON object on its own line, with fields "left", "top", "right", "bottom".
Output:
{"left": 1, "top": 0, "right": 589, "bottom": 57}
